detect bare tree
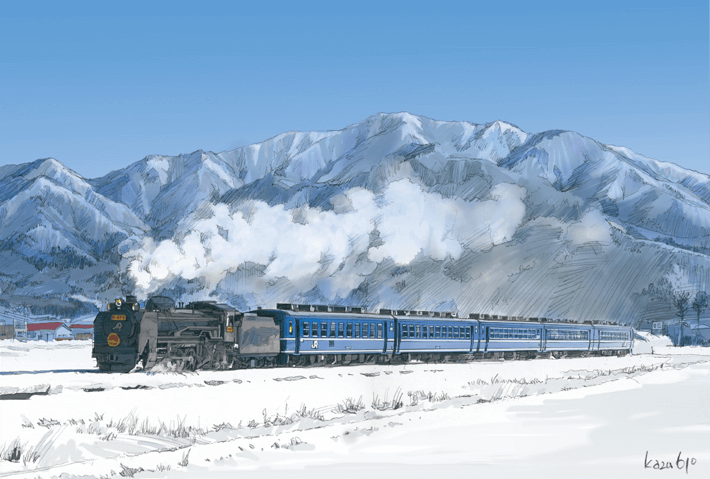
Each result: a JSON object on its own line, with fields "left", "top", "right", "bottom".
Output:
{"left": 674, "top": 291, "right": 691, "bottom": 346}
{"left": 691, "top": 291, "right": 708, "bottom": 343}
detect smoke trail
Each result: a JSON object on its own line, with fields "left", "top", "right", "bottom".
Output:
{"left": 122, "top": 180, "right": 528, "bottom": 301}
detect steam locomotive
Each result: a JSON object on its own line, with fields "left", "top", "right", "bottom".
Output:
{"left": 92, "top": 296, "right": 634, "bottom": 372}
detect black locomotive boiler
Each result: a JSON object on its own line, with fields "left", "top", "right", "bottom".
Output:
{"left": 92, "top": 296, "right": 280, "bottom": 372}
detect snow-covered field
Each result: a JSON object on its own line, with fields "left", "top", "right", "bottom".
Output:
{"left": 1, "top": 334, "right": 709, "bottom": 479}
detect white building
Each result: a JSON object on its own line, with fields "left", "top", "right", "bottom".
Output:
{"left": 27, "top": 322, "right": 73, "bottom": 341}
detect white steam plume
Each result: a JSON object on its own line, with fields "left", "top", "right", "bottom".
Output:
{"left": 122, "top": 180, "right": 528, "bottom": 301}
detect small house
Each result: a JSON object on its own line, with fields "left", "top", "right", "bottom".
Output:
{"left": 0, "top": 320, "right": 14, "bottom": 339}
{"left": 27, "top": 322, "right": 73, "bottom": 341}
{"left": 70, "top": 324, "right": 94, "bottom": 340}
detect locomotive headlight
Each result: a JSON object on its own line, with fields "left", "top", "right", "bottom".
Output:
{"left": 107, "top": 303, "right": 114, "bottom": 311}
{"left": 132, "top": 303, "right": 140, "bottom": 312}
{"left": 115, "top": 298, "right": 122, "bottom": 308}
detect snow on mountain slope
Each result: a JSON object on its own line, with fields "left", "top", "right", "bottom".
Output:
{"left": 497, "top": 130, "right": 710, "bottom": 244}
{"left": 89, "top": 113, "right": 529, "bottom": 238}
{"left": 0, "top": 178, "right": 138, "bottom": 257}
{"left": 0, "top": 159, "right": 148, "bottom": 311}
{"left": 0, "top": 158, "right": 146, "bottom": 231}
{"left": 90, "top": 151, "right": 240, "bottom": 237}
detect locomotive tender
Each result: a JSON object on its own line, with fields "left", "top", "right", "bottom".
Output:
{"left": 92, "top": 296, "right": 634, "bottom": 372}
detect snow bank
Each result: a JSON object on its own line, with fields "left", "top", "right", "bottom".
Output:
{"left": 632, "top": 331, "right": 673, "bottom": 354}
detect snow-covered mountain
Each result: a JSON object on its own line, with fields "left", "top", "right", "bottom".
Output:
{"left": 1, "top": 112, "right": 708, "bottom": 323}
{"left": 0, "top": 159, "right": 148, "bottom": 316}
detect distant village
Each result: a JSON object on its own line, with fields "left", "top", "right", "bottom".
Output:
{"left": 0, "top": 310, "right": 93, "bottom": 341}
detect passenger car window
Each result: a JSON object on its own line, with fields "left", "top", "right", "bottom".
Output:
{"left": 346, "top": 323, "right": 353, "bottom": 338}
{"left": 329, "top": 322, "right": 336, "bottom": 338}
{"left": 377, "top": 323, "right": 383, "bottom": 339}
{"left": 303, "top": 322, "right": 310, "bottom": 337}
{"left": 355, "top": 323, "right": 360, "bottom": 338}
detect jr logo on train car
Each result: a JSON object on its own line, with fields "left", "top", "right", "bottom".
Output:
{"left": 107, "top": 333, "right": 120, "bottom": 347}
{"left": 111, "top": 315, "right": 126, "bottom": 321}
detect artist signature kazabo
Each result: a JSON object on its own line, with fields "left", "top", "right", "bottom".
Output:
{"left": 645, "top": 452, "right": 697, "bottom": 473}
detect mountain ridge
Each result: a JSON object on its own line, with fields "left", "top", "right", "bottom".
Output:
{"left": 1, "top": 112, "right": 708, "bottom": 324}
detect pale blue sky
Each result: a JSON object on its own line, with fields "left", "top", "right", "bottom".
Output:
{"left": 1, "top": 1, "right": 708, "bottom": 178}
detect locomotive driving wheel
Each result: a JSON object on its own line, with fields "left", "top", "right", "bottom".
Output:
{"left": 211, "top": 345, "right": 229, "bottom": 370}
{"left": 172, "top": 348, "right": 196, "bottom": 371}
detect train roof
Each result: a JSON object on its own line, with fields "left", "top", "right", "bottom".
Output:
{"left": 273, "top": 303, "right": 460, "bottom": 318}
{"left": 266, "top": 304, "right": 627, "bottom": 327}
{"left": 258, "top": 304, "right": 624, "bottom": 327}
{"left": 255, "top": 309, "right": 388, "bottom": 320}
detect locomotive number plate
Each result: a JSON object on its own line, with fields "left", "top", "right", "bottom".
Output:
{"left": 111, "top": 315, "right": 126, "bottom": 321}
{"left": 107, "top": 333, "right": 120, "bottom": 347}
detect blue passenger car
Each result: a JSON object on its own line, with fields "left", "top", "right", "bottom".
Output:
{"left": 254, "top": 308, "right": 395, "bottom": 362}
{"left": 541, "top": 322, "right": 593, "bottom": 352}
{"left": 478, "top": 320, "right": 544, "bottom": 353}
{"left": 592, "top": 325, "right": 633, "bottom": 354}
{"left": 395, "top": 315, "right": 474, "bottom": 354}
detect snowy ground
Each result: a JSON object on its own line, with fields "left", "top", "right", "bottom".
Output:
{"left": 0, "top": 334, "right": 708, "bottom": 479}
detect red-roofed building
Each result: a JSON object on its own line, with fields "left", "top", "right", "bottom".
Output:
{"left": 70, "top": 324, "right": 94, "bottom": 340}
{"left": 27, "top": 322, "right": 72, "bottom": 341}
